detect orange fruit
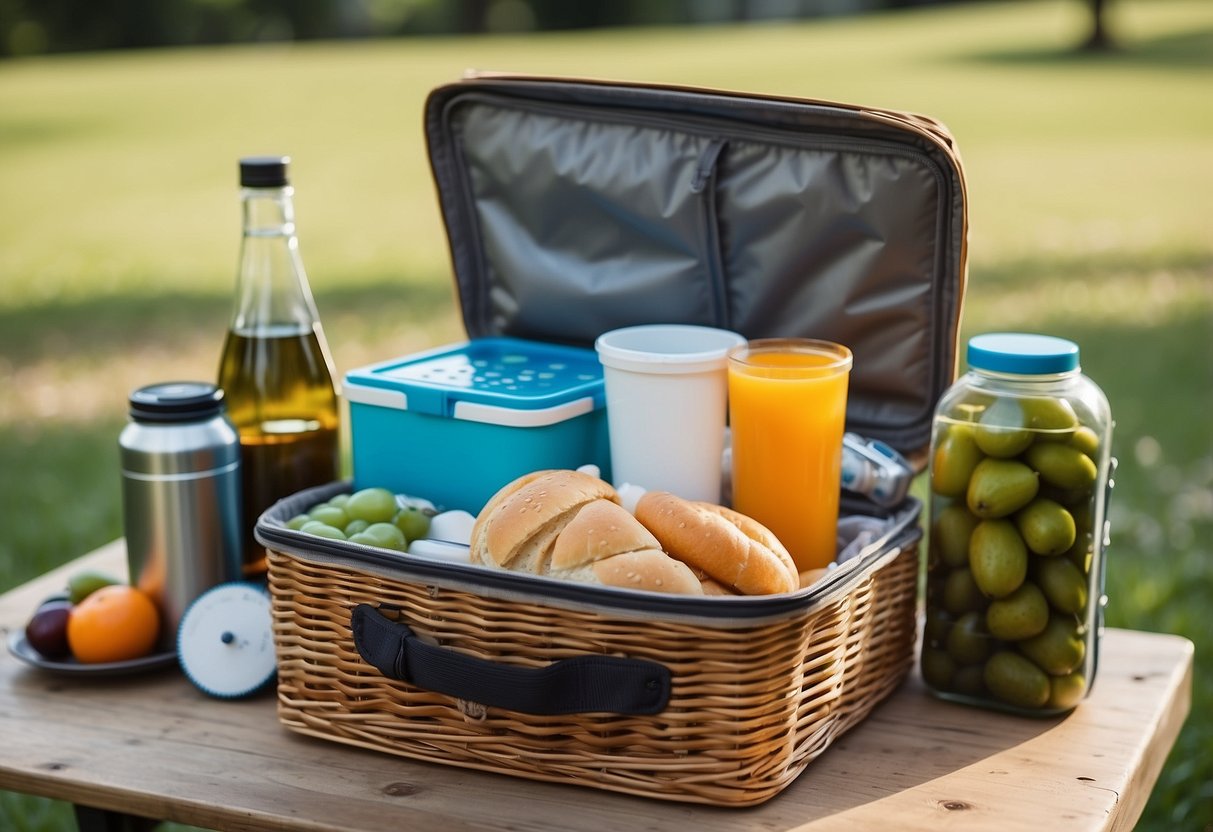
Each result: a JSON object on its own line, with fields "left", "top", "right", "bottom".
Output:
{"left": 67, "top": 584, "right": 160, "bottom": 663}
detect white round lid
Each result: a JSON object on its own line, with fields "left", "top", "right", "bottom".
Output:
{"left": 595, "top": 324, "right": 747, "bottom": 375}
{"left": 177, "top": 582, "right": 276, "bottom": 699}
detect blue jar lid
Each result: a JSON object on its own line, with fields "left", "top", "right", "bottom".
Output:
{"left": 967, "top": 333, "right": 1080, "bottom": 375}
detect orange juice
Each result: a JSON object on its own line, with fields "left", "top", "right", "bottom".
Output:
{"left": 728, "top": 340, "right": 852, "bottom": 572}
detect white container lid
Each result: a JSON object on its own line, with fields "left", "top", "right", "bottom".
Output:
{"left": 594, "top": 324, "right": 746, "bottom": 375}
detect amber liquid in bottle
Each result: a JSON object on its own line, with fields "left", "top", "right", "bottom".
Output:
{"left": 219, "top": 157, "right": 340, "bottom": 576}
{"left": 218, "top": 325, "right": 339, "bottom": 575}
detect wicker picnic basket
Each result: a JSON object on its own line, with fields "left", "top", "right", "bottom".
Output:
{"left": 263, "top": 491, "right": 920, "bottom": 806}
{"left": 259, "top": 75, "right": 968, "bottom": 807}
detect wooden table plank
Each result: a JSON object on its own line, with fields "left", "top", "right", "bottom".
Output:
{"left": 0, "top": 542, "right": 1193, "bottom": 832}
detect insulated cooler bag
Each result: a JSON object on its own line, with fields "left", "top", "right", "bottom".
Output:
{"left": 257, "top": 74, "right": 968, "bottom": 807}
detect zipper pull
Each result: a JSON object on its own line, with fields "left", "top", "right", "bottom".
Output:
{"left": 690, "top": 138, "right": 727, "bottom": 194}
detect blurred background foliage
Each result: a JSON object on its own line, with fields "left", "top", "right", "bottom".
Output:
{"left": 0, "top": 0, "right": 1113, "bottom": 57}
{"left": 0, "top": 0, "right": 1208, "bottom": 830}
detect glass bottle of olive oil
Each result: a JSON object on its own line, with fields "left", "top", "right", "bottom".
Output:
{"left": 218, "top": 156, "right": 339, "bottom": 576}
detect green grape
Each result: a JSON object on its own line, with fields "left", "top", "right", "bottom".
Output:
{"left": 360, "top": 522, "right": 407, "bottom": 551}
{"left": 308, "top": 504, "right": 348, "bottom": 529}
{"left": 393, "top": 507, "right": 432, "bottom": 543}
{"left": 300, "top": 521, "right": 346, "bottom": 540}
{"left": 345, "top": 488, "right": 398, "bottom": 524}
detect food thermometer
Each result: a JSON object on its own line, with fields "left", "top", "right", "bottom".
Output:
{"left": 177, "top": 582, "right": 276, "bottom": 699}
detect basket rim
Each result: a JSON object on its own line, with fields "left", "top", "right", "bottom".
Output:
{"left": 258, "top": 481, "right": 922, "bottom": 626}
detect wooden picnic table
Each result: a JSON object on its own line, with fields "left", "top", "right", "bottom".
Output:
{"left": 0, "top": 539, "right": 1193, "bottom": 832}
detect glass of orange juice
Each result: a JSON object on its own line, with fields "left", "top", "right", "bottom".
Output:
{"left": 727, "top": 339, "right": 853, "bottom": 573}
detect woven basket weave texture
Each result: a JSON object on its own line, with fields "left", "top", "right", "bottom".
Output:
{"left": 268, "top": 540, "right": 918, "bottom": 807}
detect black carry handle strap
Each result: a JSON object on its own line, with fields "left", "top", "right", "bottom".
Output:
{"left": 350, "top": 604, "right": 671, "bottom": 716}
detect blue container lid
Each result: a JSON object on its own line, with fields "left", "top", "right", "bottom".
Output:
{"left": 344, "top": 337, "right": 605, "bottom": 425}
{"left": 967, "top": 333, "right": 1080, "bottom": 375}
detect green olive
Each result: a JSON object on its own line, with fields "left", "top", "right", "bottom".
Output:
{"left": 984, "top": 651, "right": 1050, "bottom": 709}
{"left": 1036, "top": 556, "right": 1089, "bottom": 614}
{"left": 1065, "top": 501, "right": 1097, "bottom": 572}
{"left": 1015, "top": 498, "right": 1077, "bottom": 556}
{"left": 1066, "top": 532, "right": 1095, "bottom": 574}
{"left": 931, "top": 423, "right": 983, "bottom": 499}
{"left": 940, "top": 389, "right": 996, "bottom": 422}
{"left": 986, "top": 582, "right": 1049, "bottom": 641}
{"left": 1069, "top": 501, "right": 1094, "bottom": 532}
{"left": 1018, "top": 613, "right": 1086, "bottom": 675}
{"left": 943, "top": 568, "right": 988, "bottom": 616}
{"left": 967, "top": 458, "right": 1040, "bottom": 519}
{"left": 923, "top": 606, "right": 953, "bottom": 647}
{"left": 1069, "top": 426, "right": 1101, "bottom": 457}
{"left": 934, "top": 504, "right": 980, "bottom": 569}
{"left": 921, "top": 647, "right": 956, "bottom": 691}
{"left": 974, "top": 398, "right": 1034, "bottom": 458}
{"left": 946, "top": 611, "right": 994, "bottom": 665}
{"left": 1020, "top": 396, "right": 1079, "bottom": 438}
{"left": 1040, "top": 485, "right": 1096, "bottom": 508}
{"left": 1047, "top": 672, "right": 1087, "bottom": 710}
{"left": 969, "top": 519, "right": 1028, "bottom": 599}
{"left": 1025, "top": 443, "right": 1097, "bottom": 491}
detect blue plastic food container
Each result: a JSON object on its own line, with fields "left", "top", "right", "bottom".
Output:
{"left": 344, "top": 337, "right": 611, "bottom": 514}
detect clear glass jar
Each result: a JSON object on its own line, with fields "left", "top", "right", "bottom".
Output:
{"left": 922, "top": 333, "right": 1113, "bottom": 715}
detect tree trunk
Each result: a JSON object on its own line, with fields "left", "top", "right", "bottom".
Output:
{"left": 456, "top": 0, "right": 489, "bottom": 33}
{"left": 1082, "top": 0, "right": 1114, "bottom": 51}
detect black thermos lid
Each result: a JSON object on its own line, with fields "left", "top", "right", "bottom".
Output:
{"left": 129, "top": 382, "right": 226, "bottom": 423}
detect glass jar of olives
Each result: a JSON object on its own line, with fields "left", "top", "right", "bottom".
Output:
{"left": 922, "top": 333, "right": 1113, "bottom": 715}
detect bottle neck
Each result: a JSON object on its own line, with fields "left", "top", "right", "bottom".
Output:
{"left": 242, "top": 186, "right": 295, "bottom": 237}
{"left": 230, "top": 185, "right": 320, "bottom": 335}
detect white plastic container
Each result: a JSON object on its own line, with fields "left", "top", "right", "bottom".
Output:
{"left": 594, "top": 324, "right": 746, "bottom": 502}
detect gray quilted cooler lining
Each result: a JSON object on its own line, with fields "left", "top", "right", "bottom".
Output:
{"left": 425, "top": 80, "right": 965, "bottom": 455}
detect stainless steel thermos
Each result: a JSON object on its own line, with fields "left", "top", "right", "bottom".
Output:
{"left": 119, "top": 382, "right": 243, "bottom": 652}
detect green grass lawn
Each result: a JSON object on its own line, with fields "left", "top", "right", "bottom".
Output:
{"left": 1, "top": 0, "right": 1210, "bottom": 828}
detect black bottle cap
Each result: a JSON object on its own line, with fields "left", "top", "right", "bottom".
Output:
{"left": 129, "top": 382, "right": 226, "bottom": 423}
{"left": 239, "top": 156, "right": 290, "bottom": 188}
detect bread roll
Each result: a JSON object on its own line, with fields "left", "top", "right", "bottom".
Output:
{"left": 469, "top": 468, "right": 558, "bottom": 568}
{"left": 471, "top": 470, "right": 702, "bottom": 595}
{"left": 470, "top": 469, "right": 618, "bottom": 571}
{"left": 560, "top": 548, "right": 703, "bottom": 595}
{"left": 550, "top": 499, "right": 662, "bottom": 571}
{"left": 634, "top": 492, "right": 799, "bottom": 595}
{"left": 698, "top": 576, "right": 738, "bottom": 596}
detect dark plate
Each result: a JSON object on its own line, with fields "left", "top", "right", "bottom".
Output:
{"left": 7, "top": 630, "right": 177, "bottom": 677}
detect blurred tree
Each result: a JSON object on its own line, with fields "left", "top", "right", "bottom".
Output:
{"left": 455, "top": 0, "right": 488, "bottom": 32}
{"left": 1082, "top": 0, "right": 1114, "bottom": 50}
{"left": 0, "top": 0, "right": 1014, "bottom": 59}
